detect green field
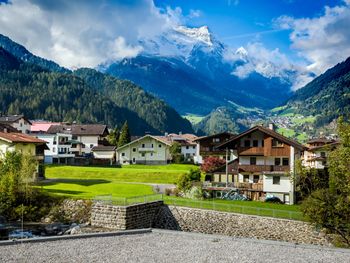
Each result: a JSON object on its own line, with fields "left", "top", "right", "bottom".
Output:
{"left": 183, "top": 114, "right": 204, "bottom": 125}
{"left": 40, "top": 164, "right": 197, "bottom": 198}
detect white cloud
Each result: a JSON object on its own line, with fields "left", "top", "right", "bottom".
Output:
{"left": 274, "top": 1, "right": 350, "bottom": 75}
{"left": 0, "top": 0, "right": 181, "bottom": 68}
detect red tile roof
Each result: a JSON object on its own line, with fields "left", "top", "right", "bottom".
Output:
{"left": 0, "top": 132, "right": 47, "bottom": 144}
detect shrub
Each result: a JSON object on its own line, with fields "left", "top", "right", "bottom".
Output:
{"left": 201, "top": 156, "right": 225, "bottom": 173}
{"left": 176, "top": 169, "right": 201, "bottom": 192}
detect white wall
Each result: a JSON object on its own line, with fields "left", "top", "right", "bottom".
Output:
{"left": 11, "top": 118, "right": 31, "bottom": 134}
{"left": 77, "top": 135, "right": 99, "bottom": 154}
{"left": 263, "top": 174, "right": 291, "bottom": 193}
{"left": 93, "top": 151, "right": 115, "bottom": 160}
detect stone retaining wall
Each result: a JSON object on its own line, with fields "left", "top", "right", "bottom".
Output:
{"left": 153, "top": 206, "right": 330, "bottom": 246}
{"left": 91, "top": 201, "right": 163, "bottom": 230}
{"left": 90, "top": 202, "right": 330, "bottom": 246}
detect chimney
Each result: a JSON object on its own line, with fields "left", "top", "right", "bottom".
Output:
{"left": 268, "top": 123, "right": 275, "bottom": 131}
{"left": 179, "top": 131, "right": 182, "bottom": 135}
{"left": 164, "top": 132, "right": 168, "bottom": 137}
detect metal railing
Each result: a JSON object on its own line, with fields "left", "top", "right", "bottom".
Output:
{"left": 93, "top": 194, "right": 303, "bottom": 220}
{"left": 94, "top": 194, "right": 163, "bottom": 206}
{"left": 164, "top": 197, "right": 303, "bottom": 221}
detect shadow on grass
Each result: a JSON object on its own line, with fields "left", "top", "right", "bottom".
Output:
{"left": 42, "top": 188, "right": 86, "bottom": 195}
{"left": 40, "top": 178, "right": 111, "bottom": 186}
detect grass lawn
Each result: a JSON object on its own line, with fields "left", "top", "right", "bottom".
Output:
{"left": 40, "top": 164, "right": 197, "bottom": 199}
{"left": 183, "top": 114, "right": 204, "bottom": 125}
{"left": 164, "top": 196, "right": 303, "bottom": 221}
{"left": 45, "top": 164, "right": 197, "bottom": 184}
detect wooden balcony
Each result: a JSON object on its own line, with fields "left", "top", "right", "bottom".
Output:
{"left": 237, "top": 147, "right": 264, "bottom": 155}
{"left": 203, "top": 182, "right": 263, "bottom": 191}
{"left": 238, "top": 165, "right": 289, "bottom": 173}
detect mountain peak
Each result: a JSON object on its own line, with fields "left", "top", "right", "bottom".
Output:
{"left": 174, "top": 25, "right": 213, "bottom": 46}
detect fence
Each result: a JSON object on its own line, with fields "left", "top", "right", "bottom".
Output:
{"left": 93, "top": 194, "right": 303, "bottom": 221}
{"left": 163, "top": 196, "right": 304, "bottom": 221}
{"left": 94, "top": 194, "right": 163, "bottom": 206}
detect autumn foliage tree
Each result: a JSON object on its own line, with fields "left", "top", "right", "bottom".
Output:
{"left": 201, "top": 156, "right": 226, "bottom": 173}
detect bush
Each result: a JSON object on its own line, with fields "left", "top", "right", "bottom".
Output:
{"left": 201, "top": 156, "right": 225, "bottom": 173}
{"left": 176, "top": 169, "right": 201, "bottom": 192}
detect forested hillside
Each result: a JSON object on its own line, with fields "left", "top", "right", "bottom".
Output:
{"left": 0, "top": 47, "right": 193, "bottom": 135}
{"left": 282, "top": 57, "right": 350, "bottom": 128}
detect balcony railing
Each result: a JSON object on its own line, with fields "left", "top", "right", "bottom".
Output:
{"left": 203, "top": 182, "right": 263, "bottom": 191}
{"left": 238, "top": 165, "right": 289, "bottom": 173}
{"left": 138, "top": 147, "right": 155, "bottom": 152}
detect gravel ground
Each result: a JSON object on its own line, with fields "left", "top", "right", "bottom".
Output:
{"left": 1, "top": 230, "right": 349, "bottom": 263}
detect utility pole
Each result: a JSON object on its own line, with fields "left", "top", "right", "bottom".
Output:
{"left": 226, "top": 147, "right": 228, "bottom": 187}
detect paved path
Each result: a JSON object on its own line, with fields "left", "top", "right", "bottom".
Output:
{"left": 1, "top": 230, "right": 349, "bottom": 263}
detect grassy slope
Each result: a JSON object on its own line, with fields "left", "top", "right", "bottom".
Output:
{"left": 40, "top": 164, "right": 197, "bottom": 198}
{"left": 183, "top": 114, "right": 204, "bottom": 125}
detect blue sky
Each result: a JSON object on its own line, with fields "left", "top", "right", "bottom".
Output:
{"left": 0, "top": 0, "right": 349, "bottom": 86}
{"left": 154, "top": 0, "right": 344, "bottom": 59}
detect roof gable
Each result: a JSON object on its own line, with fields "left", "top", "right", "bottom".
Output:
{"left": 117, "top": 134, "right": 171, "bottom": 150}
{"left": 217, "top": 126, "right": 306, "bottom": 150}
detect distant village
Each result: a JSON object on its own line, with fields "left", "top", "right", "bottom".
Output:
{"left": 0, "top": 114, "right": 339, "bottom": 205}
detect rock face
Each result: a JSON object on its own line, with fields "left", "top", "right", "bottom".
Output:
{"left": 43, "top": 199, "right": 92, "bottom": 224}
{"left": 90, "top": 202, "right": 331, "bottom": 246}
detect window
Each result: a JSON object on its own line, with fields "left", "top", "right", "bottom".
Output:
{"left": 150, "top": 153, "right": 153, "bottom": 157}
{"left": 72, "top": 135, "right": 77, "bottom": 140}
{"left": 53, "top": 147, "right": 56, "bottom": 153}
{"left": 244, "top": 140, "right": 250, "bottom": 147}
{"left": 253, "top": 140, "right": 258, "bottom": 147}
{"left": 141, "top": 153, "right": 145, "bottom": 157}
{"left": 142, "top": 144, "right": 145, "bottom": 148}
{"left": 213, "top": 138, "right": 220, "bottom": 143}
{"left": 132, "top": 148, "right": 136, "bottom": 152}
{"left": 320, "top": 152, "right": 326, "bottom": 158}
{"left": 250, "top": 157, "right": 256, "bottom": 165}
{"left": 90, "top": 144, "right": 94, "bottom": 149}
{"left": 243, "top": 175, "right": 249, "bottom": 182}
{"left": 151, "top": 144, "right": 154, "bottom": 148}
{"left": 186, "top": 146, "right": 189, "bottom": 149}
{"left": 322, "top": 161, "right": 327, "bottom": 166}
{"left": 121, "top": 153, "right": 125, "bottom": 157}
{"left": 272, "top": 139, "right": 283, "bottom": 147}
{"left": 262, "top": 140, "right": 264, "bottom": 147}
{"left": 158, "top": 144, "right": 162, "bottom": 148}
{"left": 193, "top": 146, "right": 196, "bottom": 149}
{"left": 82, "top": 144, "right": 85, "bottom": 148}
{"left": 275, "top": 158, "right": 281, "bottom": 166}
{"left": 273, "top": 176, "right": 280, "bottom": 185}
{"left": 282, "top": 158, "right": 289, "bottom": 166}
{"left": 253, "top": 175, "right": 260, "bottom": 183}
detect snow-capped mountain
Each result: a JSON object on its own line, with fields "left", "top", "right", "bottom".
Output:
{"left": 101, "top": 25, "right": 293, "bottom": 115}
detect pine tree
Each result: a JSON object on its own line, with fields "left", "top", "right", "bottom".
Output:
{"left": 107, "top": 127, "right": 120, "bottom": 146}
{"left": 118, "top": 121, "right": 131, "bottom": 148}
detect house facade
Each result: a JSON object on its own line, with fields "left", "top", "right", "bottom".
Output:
{"left": 0, "top": 132, "right": 48, "bottom": 177}
{"left": 205, "top": 125, "right": 306, "bottom": 204}
{"left": 36, "top": 133, "right": 75, "bottom": 164}
{"left": 167, "top": 133, "right": 198, "bottom": 162}
{"left": 0, "top": 115, "right": 32, "bottom": 134}
{"left": 194, "top": 132, "right": 235, "bottom": 164}
{"left": 46, "top": 124, "right": 109, "bottom": 157}
{"left": 117, "top": 135, "right": 171, "bottom": 165}
{"left": 302, "top": 139, "right": 339, "bottom": 169}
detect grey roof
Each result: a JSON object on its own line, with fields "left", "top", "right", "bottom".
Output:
{"left": 0, "top": 123, "right": 19, "bottom": 133}
{"left": 0, "top": 114, "right": 32, "bottom": 125}
{"left": 47, "top": 124, "right": 109, "bottom": 136}
{"left": 91, "top": 145, "right": 116, "bottom": 151}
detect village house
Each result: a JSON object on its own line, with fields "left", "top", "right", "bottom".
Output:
{"left": 302, "top": 138, "right": 339, "bottom": 169}
{"left": 0, "top": 132, "right": 48, "bottom": 177}
{"left": 166, "top": 133, "right": 198, "bottom": 162}
{"left": 0, "top": 114, "right": 32, "bottom": 134}
{"left": 46, "top": 124, "right": 109, "bottom": 157}
{"left": 193, "top": 132, "right": 235, "bottom": 164}
{"left": 117, "top": 135, "right": 172, "bottom": 165}
{"left": 204, "top": 125, "right": 306, "bottom": 205}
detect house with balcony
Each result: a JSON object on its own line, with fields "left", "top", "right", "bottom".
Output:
{"left": 36, "top": 132, "right": 75, "bottom": 164}
{"left": 204, "top": 125, "right": 306, "bottom": 204}
{"left": 193, "top": 132, "right": 235, "bottom": 164}
{"left": 0, "top": 132, "right": 48, "bottom": 177}
{"left": 0, "top": 114, "right": 32, "bottom": 134}
{"left": 303, "top": 138, "right": 339, "bottom": 169}
{"left": 116, "top": 135, "right": 172, "bottom": 165}
{"left": 46, "top": 124, "right": 109, "bottom": 157}
{"left": 167, "top": 133, "right": 198, "bottom": 162}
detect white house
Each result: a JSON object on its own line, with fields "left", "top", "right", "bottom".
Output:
{"left": 46, "top": 124, "right": 109, "bottom": 156}
{"left": 167, "top": 133, "right": 198, "bottom": 162}
{"left": 0, "top": 115, "right": 32, "bottom": 134}
{"left": 35, "top": 133, "right": 75, "bottom": 164}
{"left": 117, "top": 135, "right": 172, "bottom": 165}
{"left": 303, "top": 138, "right": 339, "bottom": 169}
